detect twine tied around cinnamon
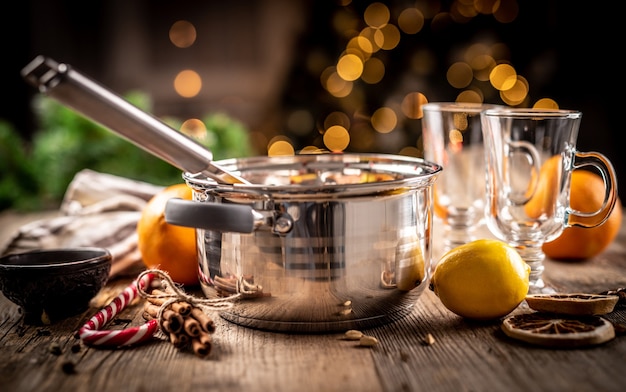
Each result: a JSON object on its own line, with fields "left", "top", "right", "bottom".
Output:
{"left": 135, "top": 269, "right": 236, "bottom": 326}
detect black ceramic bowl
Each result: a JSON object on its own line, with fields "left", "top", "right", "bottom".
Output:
{"left": 0, "top": 248, "right": 112, "bottom": 324}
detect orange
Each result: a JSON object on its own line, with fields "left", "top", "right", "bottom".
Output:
{"left": 524, "top": 155, "right": 561, "bottom": 219}
{"left": 542, "top": 170, "right": 622, "bottom": 260}
{"left": 137, "top": 183, "right": 199, "bottom": 286}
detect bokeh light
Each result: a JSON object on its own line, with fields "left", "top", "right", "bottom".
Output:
{"left": 169, "top": 20, "right": 196, "bottom": 48}
{"left": 174, "top": 70, "right": 202, "bottom": 98}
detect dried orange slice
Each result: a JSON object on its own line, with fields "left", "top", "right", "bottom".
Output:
{"left": 502, "top": 313, "right": 615, "bottom": 348}
{"left": 525, "top": 293, "right": 619, "bottom": 316}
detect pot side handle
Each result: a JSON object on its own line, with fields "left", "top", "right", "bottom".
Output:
{"left": 165, "top": 198, "right": 256, "bottom": 233}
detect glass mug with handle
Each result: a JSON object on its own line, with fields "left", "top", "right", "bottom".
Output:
{"left": 421, "top": 102, "right": 500, "bottom": 257}
{"left": 480, "top": 108, "right": 618, "bottom": 293}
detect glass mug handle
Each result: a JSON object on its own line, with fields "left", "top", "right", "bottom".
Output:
{"left": 566, "top": 151, "right": 618, "bottom": 228}
{"left": 506, "top": 140, "right": 542, "bottom": 205}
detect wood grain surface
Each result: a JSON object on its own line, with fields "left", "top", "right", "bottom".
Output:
{"left": 1, "top": 211, "right": 625, "bottom": 392}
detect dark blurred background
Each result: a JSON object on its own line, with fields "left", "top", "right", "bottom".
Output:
{"left": 1, "top": 0, "right": 623, "bottom": 208}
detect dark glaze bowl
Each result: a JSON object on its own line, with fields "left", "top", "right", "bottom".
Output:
{"left": 0, "top": 248, "right": 112, "bottom": 324}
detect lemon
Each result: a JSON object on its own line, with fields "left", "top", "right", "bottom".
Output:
{"left": 429, "top": 239, "right": 531, "bottom": 320}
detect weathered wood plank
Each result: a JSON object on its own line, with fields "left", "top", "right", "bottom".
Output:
{"left": 1, "top": 212, "right": 625, "bottom": 392}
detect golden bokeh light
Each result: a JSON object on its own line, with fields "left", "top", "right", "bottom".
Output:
{"left": 456, "top": 89, "right": 483, "bottom": 103}
{"left": 359, "top": 27, "right": 382, "bottom": 53}
{"left": 493, "top": 0, "right": 519, "bottom": 23}
{"left": 489, "top": 64, "right": 517, "bottom": 91}
{"left": 533, "top": 98, "right": 559, "bottom": 109}
{"left": 471, "top": 54, "right": 497, "bottom": 81}
{"left": 299, "top": 146, "right": 327, "bottom": 154}
{"left": 401, "top": 92, "right": 428, "bottom": 119}
{"left": 397, "top": 8, "right": 425, "bottom": 34}
{"left": 322, "top": 67, "right": 354, "bottom": 97}
{"left": 180, "top": 118, "right": 207, "bottom": 138}
{"left": 268, "top": 138, "right": 295, "bottom": 156}
{"left": 378, "top": 24, "right": 401, "bottom": 50}
{"left": 364, "top": 2, "right": 390, "bottom": 28}
{"left": 361, "top": 57, "right": 385, "bottom": 84}
{"left": 474, "top": 0, "right": 500, "bottom": 15}
{"left": 399, "top": 145, "right": 422, "bottom": 158}
{"left": 348, "top": 36, "right": 374, "bottom": 56}
{"left": 324, "top": 111, "right": 351, "bottom": 130}
{"left": 453, "top": 112, "right": 470, "bottom": 131}
{"left": 174, "top": 70, "right": 202, "bottom": 98}
{"left": 371, "top": 107, "right": 397, "bottom": 133}
{"left": 169, "top": 20, "right": 196, "bottom": 48}
{"left": 450, "top": 1, "right": 477, "bottom": 22}
{"left": 500, "top": 75, "right": 528, "bottom": 105}
{"left": 323, "top": 125, "right": 350, "bottom": 152}
{"left": 447, "top": 62, "right": 474, "bottom": 88}
{"left": 448, "top": 129, "right": 464, "bottom": 150}
{"left": 337, "top": 53, "right": 364, "bottom": 81}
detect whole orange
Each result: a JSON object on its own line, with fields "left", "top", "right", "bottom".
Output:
{"left": 524, "top": 155, "right": 561, "bottom": 219}
{"left": 542, "top": 170, "right": 622, "bottom": 260}
{"left": 137, "top": 183, "right": 199, "bottom": 286}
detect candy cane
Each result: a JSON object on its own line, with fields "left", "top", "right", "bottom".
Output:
{"left": 77, "top": 272, "right": 159, "bottom": 347}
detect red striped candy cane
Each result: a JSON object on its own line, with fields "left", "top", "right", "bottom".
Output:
{"left": 77, "top": 272, "right": 159, "bottom": 347}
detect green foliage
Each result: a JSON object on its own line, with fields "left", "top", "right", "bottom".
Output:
{"left": 0, "top": 91, "right": 253, "bottom": 212}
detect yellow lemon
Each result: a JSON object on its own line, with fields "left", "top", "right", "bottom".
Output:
{"left": 429, "top": 239, "right": 531, "bottom": 320}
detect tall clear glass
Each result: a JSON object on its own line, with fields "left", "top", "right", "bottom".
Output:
{"left": 480, "top": 108, "right": 618, "bottom": 293}
{"left": 422, "top": 102, "right": 498, "bottom": 256}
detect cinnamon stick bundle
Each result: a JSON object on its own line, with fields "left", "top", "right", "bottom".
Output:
{"left": 142, "top": 288, "right": 216, "bottom": 358}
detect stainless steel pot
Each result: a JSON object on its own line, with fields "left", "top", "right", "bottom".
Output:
{"left": 166, "top": 153, "right": 442, "bottom": 332}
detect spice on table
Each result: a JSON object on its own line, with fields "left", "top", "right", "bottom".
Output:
{"left": 142, "top": 282, "right": 216, "bottom": 358}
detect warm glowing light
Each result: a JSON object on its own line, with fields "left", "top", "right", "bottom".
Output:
{"left": 401, "top": 92, "right": 428, "bottom": 119}
{"left": 268, "top": 139, "right": 295, "bottom": 156}
{"left": 180, "top": 118, "right": 207, "bottom": 138}
{"left": 398, "top": 8, "right": 425, "bottom": 34}
{"left": 364, "top": 2, "right": 390, "bottom": 28}
{"left": 450, "top": 1, "right": 477, "bottom": 22}
{"left": 324, "top": 111, "right": 351, "bottom": 130}
{"left": 449, "top": 129, "right": 464, "bottom": 145}
{"left": 348, "top": 36, "right": 374, "bottom": 56}
{"left": 299, "top": 146, "right": 326, "bottom": 154}
{"left": 456, "top": 89, "right": 483, "bottom": 103}
{"left": 470, "top": 54, "right": 497, "bottom": 81}
{"left": 489, "top": 64, "right": 517, "bottom": 91}
{"left": 371, "top": 107, "right": 397, "bottom": 133}
{"left": 359, "top": 27, "right": 382, "bottom": 53}
{"left": 326, "top": 71, "right": 353, "bottom": 97}
{"left": 337, "top": 54, "right": 364, "bottom": 81}
{"left": 453, "top": 113, "right": 470, "bottom": 131}
{"left": 501, "top": 78, "right": 528, "bottom": 105}
{"left": 361, "top": 57, "right": 385, "bottom": 84}
{"left": 493, "top": 0, "right": 519, "bottom": 23}
{"left": 323, "top": 125, "right": 350, "bottom": 152}
{"left": 399, "top": 146, "right": 422, "bottom": 158}
{"left": 378, "top": 24, "right": 401, "bottom": 50}
{"left": 474, "top": 0, "right": 500, "bottom": 15}
{"left": 174, "top": 70, "right": 202, "bottom": 98}
{"left": 533, "top": 98, "right": 559, "bottom": 109}
{"left": 447, "top": 62, "right": 474, "bottom": 88}
{"left": 169, "top": 20, "right": 196, "bottom": 48}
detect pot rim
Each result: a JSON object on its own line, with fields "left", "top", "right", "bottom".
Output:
{"left": 183, "top": 153, "right": 442, "bottom": 194}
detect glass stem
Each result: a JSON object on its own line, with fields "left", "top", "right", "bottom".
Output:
{"left": 511, "top": 242, "right": 555, "bottom": 294}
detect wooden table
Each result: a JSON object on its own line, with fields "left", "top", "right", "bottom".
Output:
{"left": 1, "top": 211, "right": 625, "bottom": 392}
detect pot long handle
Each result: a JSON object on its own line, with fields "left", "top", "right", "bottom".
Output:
{"left": 20, "top": 55, "right": 250, "bottom": 185}
{"left": 165, "top": 198, "right": 259, "bottom": 233}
